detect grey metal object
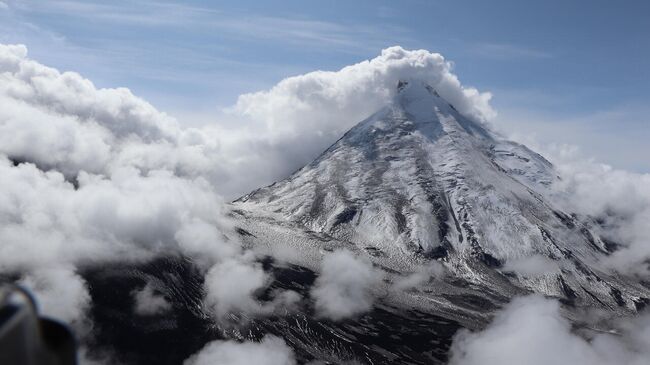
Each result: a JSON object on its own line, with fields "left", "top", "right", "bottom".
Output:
{"left": 0, "top": 285, "right": 77, "bottom": 365}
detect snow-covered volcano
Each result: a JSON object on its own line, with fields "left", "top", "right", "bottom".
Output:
{"left": 235, "top": 80, "right": 649, "bottom": 313}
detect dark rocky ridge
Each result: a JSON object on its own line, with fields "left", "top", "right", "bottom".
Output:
{"left": 78, "top": 256, "right": 463, "bottom": 365}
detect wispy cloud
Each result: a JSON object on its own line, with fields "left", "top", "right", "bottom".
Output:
{"left": 12, "top": 0, "right": 412, "bottom": 53}
{"left": 470, "top": 42, "right": 553, "bottom": 60}
{"left": 13, "top": 0, "right": 220, "bottom": 26}
{"left": 494, "top": 102, "right": 650, "bottom": 173}
{"left": 1, "top": 0, "right": 424, "bottom": 112}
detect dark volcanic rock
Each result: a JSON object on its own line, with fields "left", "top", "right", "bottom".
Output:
{"left": 81, "top": 257, "right": 461, "bottom": 365}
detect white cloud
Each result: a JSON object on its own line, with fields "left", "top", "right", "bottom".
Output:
{"left": 229, "top": 46, "right": 493, "bottom": 177}
{"left": 392, "top": 262, "right": 445, "bottom": 291}
{"left": 0, "top": 157, "right": 232, "bottom": 270}
{"left": 0, "top": 43, "right": 178, "bottom": 142}
{"left": 0, "top": 43, "right": 497, "bottom": 280}
{"left": 233, "top": 46, "right": 495, "bottom": 125}
{"left": 0, "top": 44, "right": 272, "bottom": 331}
{"left": 549, "top": 152, "right": 650, "bottom": 274}
{"left": 184, "top": 335, "right": 296, "bottom": 365}
{"left": 491, "top": 105, "right": 650, "bottom": 275}
{"left": 20, "top": 266, "right": 91, "bottom": 326}
{"left": 175, "top": 219, "right": 240, "bottom": 266}
{"left": 449, "top": 295, "right": 650, "bottom": 365}
{"left": 11, "top": 1, "right": 408, "bottom": 53}
{"left": 311, "top": 250, "right": 383, "bottom": 320}
{"left": 202, "top": 256, "right": 302, "bottom": 319}
{"left": 132, "top": 282, "right": 172, "bottom": 316}
{"left": 2, "top": 42, "right": 650, "bottom": 365}
{"left": 470, "top": 42, "right": 552, "bottom": 60}
{"left": 203, "top": 258, "right": 269, "bottom": 318}
{"left": 0, "top": 43, "right": 233, "bottom": 189}
{"left": 0, "top": 43, "right": 496, "bottom": 199}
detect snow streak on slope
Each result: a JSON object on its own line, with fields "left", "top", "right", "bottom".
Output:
{"left": 236, "top": 80, "right": 650, "bottom": 312}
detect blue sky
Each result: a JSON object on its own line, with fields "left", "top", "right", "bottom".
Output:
{"left": 1, "top": 0, "right": 649, "bottom": 171}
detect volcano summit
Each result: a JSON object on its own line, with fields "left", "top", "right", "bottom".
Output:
{"left": 235, "top": 79, "right": 649, "bottom": 314}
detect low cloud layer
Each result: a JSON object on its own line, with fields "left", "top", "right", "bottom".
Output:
{"left": 2, "top": 42, "right": 650, "bottom": 365}
{"left": 203, "top": 258, "right": 268, "bottom": 317}
{"left": 184, "top": 336, "right": 296, "bottom": 365}
{"left": 450, "top": 295, "right": 650, "bottom": 365}
{"left": 0, "top": 43, "right": 274, "bottom": 328}
{"left": 0, "top": 156, "right": 229, "bottom": 270}
{"left": 544, "top": 146, "right": 650, "bottom": 275}
{"left": 311, "top": 250, "right": 383, "bottom": 320}
{"left": 19, "top": 266, "right": 91, "bottom": 327}
{"left": 391, "top": 262, "right": 446, "bottom": 292}
{"left": 132, "top": 282, "right": 172, "bottom": 316}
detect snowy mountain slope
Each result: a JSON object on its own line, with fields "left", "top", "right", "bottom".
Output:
{"left": 234, "top": 80, "right": 650, "bottom": 313}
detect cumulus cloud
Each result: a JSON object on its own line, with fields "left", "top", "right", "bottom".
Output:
{"left": 184, "top": 335, "right": 296, "bottom": 365}
{"left": 450, "top": 295, "right": 650, "bottom": 365}
{"left": 175, "top": 219, "right": 240, "bottom": 265}
{"left": 202, "top": 256, "right": 302, "bottom": 319}
{"left": 0, "top": 44, "right": 177, "bottom": 141}
{"left": 0, "top": 43, "right": 226, "bottom": 188}
{"left": 19, "top": 266, "right": 91, "bottom": 326}
{"left": 224, "top": 46, "right": 494, "bottom": 187}
{"left": 311, "top": 250, "right": 383, "bottom": 320}
{"left": 494, "top": 131, "right": 650, "bottom": 275}
{"left": 0, "top": 156, "right": 231, "bottom": 270}
{"left": 203, "top": 258, "right": 269, "bottom": 317}
{"left": 0, "top": 43, "right": 279, "bottom": 331}
{"left": 0, "top": 44, "right": 496, "bottom": 199}
{"left": 391, "top": 262, "right": 445, "bottom": 291}
{"left": 543, "top": 146, "right": 650, "bottom": 274}
{"left": 0, "top": 150, "right": 283, "bottom": 320}
{"left": 132, "top": 282, "right": 172, "bottom": 316}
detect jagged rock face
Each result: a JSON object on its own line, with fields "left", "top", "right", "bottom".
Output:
{"left": 236, "top": 80, "right": 650, "bottom": 312}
